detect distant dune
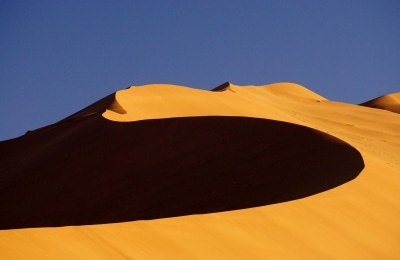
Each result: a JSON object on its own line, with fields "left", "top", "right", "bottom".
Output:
{"left": 0, "top": 83, "right": 399, "bottom": 259}
{"left": 360, "top": 92, "right": 400, "bottom": 114}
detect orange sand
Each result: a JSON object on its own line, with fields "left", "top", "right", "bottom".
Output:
{"left": 1, "top": 83, "right": 399, "bottom": 259}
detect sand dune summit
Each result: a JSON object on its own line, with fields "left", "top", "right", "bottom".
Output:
{"left": 0, "top": 83, "right": 399, "bottom": 259}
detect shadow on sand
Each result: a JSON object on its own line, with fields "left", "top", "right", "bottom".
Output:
{"left": 0, "top": 116, "right": 364, "bottom": 229}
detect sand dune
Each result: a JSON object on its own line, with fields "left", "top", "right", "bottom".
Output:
{"left": 0, "top": 83, "right": 399, "bottom": 259}
{"left": 360, "top": 92, "right": 400, "bottom": 114}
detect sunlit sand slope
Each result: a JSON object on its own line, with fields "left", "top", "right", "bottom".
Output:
{"left": 360, "top": 92, "right": 400, "bottom": 114}
{"left": 103, "top": 82, "right": 327, "bottom": 122}
{"left": 1, "top": 83, "right": 399, "bottom": 259}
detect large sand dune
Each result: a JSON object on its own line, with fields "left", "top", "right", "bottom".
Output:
{"left": 0, "top": 83, "right": 399, "bottom": 259}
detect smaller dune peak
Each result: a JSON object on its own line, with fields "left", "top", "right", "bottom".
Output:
{"left": 360, "top": 92, "right": 400, "bottom": 114}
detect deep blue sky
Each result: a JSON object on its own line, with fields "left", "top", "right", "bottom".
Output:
{"left": 1, "top": 1, "right": 399, "bottom": 141}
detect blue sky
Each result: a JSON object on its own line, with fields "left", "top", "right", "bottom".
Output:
{"left": 1, "top": 0, "right": 399, "bottom": 141}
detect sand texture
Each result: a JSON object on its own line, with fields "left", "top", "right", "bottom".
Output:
{"left": 0, "top": 83, "right": 399, "bottom": 259}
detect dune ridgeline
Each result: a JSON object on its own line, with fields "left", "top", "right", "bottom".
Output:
{"left": 0, "top": 83, "right": 399, "bottom": 259}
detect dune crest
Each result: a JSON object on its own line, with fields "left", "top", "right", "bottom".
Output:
{"left": 102, "top": 82, "right": 326, "bottom": 122}
{"left": 360, "top": 92, "right": 400, "bottom": 114}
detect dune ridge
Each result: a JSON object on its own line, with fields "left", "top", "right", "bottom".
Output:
{"left": 0, "top": 83, "right": 399, "bottom": 259}
{"left": 102, "top": 82, "right": 327, "bottom": 122}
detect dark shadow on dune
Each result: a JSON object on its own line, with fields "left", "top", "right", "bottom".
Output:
{"left": 211, "top": 81, "right": 230, "bottom": 91}
{"left": 0, "top": 116, "right": 364, "bottom": 229}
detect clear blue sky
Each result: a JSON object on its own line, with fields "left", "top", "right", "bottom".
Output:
{"left": 1, "top": 0, "right": 399, "bottom": 141}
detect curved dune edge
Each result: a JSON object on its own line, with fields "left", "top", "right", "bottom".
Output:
{"left": 1, "top": 83, "right": 400, "bottom": 259}
{"left": 0, "top": 116, "right": 363, "bottom": 229}
{"left": 360, "top": 92, "right": 400, "bottom": 114}
{"left": 102, "top": 82, "right": 327, "bottom": 122}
